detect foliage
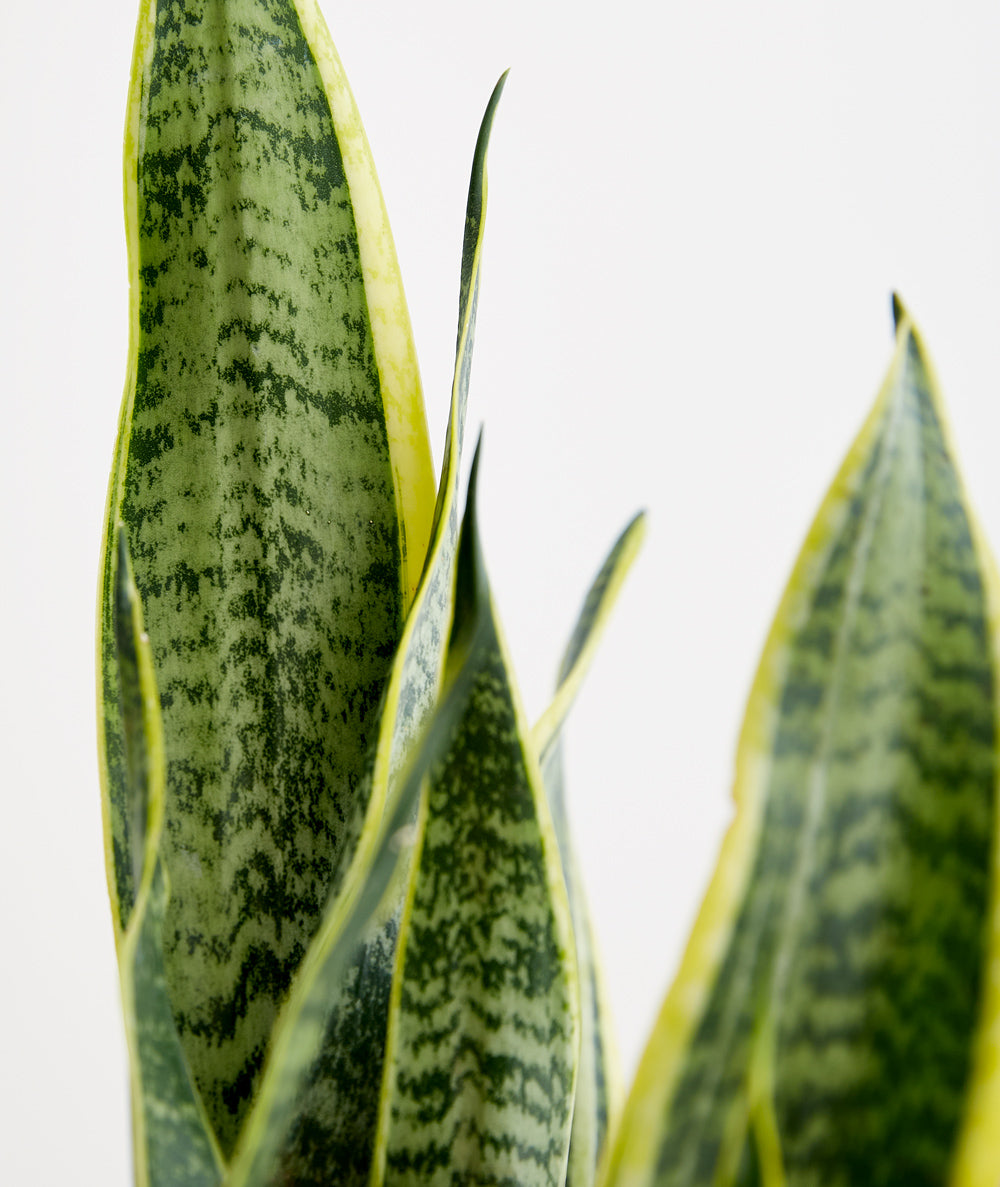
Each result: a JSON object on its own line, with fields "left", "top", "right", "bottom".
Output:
{"left": 98, "top": 1, "right": 1000, "bottom": 1183}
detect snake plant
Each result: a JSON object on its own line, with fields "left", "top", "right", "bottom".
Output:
{"left": 98, "top": 1, "right": 1000, "bottom": 1184}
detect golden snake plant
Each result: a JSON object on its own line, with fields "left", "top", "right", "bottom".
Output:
{"left": 97, "top": 1, "right": 1000, "bottom": 1183}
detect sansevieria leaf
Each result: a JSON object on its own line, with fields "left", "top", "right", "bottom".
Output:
{"left": 534, "top": 512, "right": 648, "bottom": 1187}
{"left": 98, "top": 0, "right": 434, "bottom": 1154}
{"left": 372, "top": 444, "right": 581, "bottom": 1187}
{"left": 223, "top": 75, "right": 508, "bottom": 1187}
{"left": 602, "top": 299, "right": 1000, "bottom": 1187}
{"left": 111, "top": 530, "right": 224, "bottom": 1187}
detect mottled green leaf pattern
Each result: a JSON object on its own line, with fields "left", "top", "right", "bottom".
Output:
{"left": 98, "top": 0, "right": 428, "bottom": 1153}
{"left": 126, "top": 865, "right": 226, "bottom": 1187}
{"left": 99, "top": 1, "right": 1000, "bottom": 1177}
{"left": 373, "top": 450, "right": 580, "bottom": 1187}
{"left": 605, "top": 305, "right": 1000, "bottom": 1187}
{"left": 224, "top": 78, "right": 508, "bottom": 1186}
{"left": 231, "top": 912, "right": 400, "bottom": 1185}
{"left": 112, "top": 533, "right": 224, "bottom": 1187}
{"left": 227, "top": 442, "right": 499, "bottom": 1187}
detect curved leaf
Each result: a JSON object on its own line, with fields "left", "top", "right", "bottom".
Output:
{"left": 291, "top": 0, "right": 435, "bottom": 604}
{"left": 534, "top": 511, "right": 648, "bottom": 765}
{"left": 533, "top": 512, "right": 647, "bottom": 1187}
{"left": 604, "top": 302, "right": 1000, "bottom": 1187}
{"left": 224, "top": 76, "right": 508, "bottom": 1186}
{"left": 112, "top": 531, "right": 224, "bottom": 1187}
{"left": 372, "top": 444, "right": 581, "bottom": 1187}
{"left": 97, "top": 0, "right": 435, "bottom": 1152}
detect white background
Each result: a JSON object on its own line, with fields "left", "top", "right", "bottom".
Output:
{"left": 3, "top": 0, "right": 1000, "bottom": 1181}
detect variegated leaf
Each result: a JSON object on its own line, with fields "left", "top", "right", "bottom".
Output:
{"left": 603, "top": 300, "right": 1000, "bottom": 1187}
{"left": 224, "top": 76, "right": 508, "bottom": 1186}
{"left": 533, "top": 512, "right": 647, "bottom": 1187}
{"left": 112, "top": 530, "right": 224, "bottom": 1187}
{"left": 98, "top": 0, "right": 434, "bottom": 1153}
{"left": 372, "top": 445, "right": 581, "bottom": 1187}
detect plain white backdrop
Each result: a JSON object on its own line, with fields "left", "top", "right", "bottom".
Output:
{"left": 3, "top": 1, "right": 1000, "bottom": 1181}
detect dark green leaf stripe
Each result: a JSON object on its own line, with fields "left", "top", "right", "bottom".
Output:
{"left": 533, "top": 513, "right": 646, "bottom": 1187}
{"left": 373, "top": 447, "right": 580, "bottom": 1187}
{"left": 605, "top": 304, "right": 1000, "bottom": 1187}
{"left": 224, "top": 79, "right": 509, "bottom": 1185}
{"left": 113, "top": 533, "right": 224, "bottom": 1187}
{"left": 98, "top": 0, "right": 426, "bottom": 1152}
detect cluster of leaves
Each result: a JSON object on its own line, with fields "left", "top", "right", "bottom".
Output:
{"left": 99, "top": 2, "right": 1000, "bottom": 1185}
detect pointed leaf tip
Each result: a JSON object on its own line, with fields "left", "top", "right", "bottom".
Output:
{"left": 891, "top": 291, "right": 908, "bottom": 333}
{"left": 474, "top": 72, "right": 507, "bottom": 169}
{"left": 464, "top": 74, "right": 508, "bottom": 252}
{"left": 468, "top": 427, "right": 485, "bottom": 498}
{"left": 607, "top": 307, "right": 1000, "bottom": 1187}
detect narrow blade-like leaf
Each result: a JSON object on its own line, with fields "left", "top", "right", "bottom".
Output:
{"left": 534, "top": 511, "right": 648, "bottom": 762}
{"left": 533, "top": 512, "right": 647, "bottom": 1187}
{"left": 97, "top": 0, "right": 435, "bottom": 1152}
{"left": 224, "top": 76, "right": 508, "bottom": 1185}
{"left": 372, "top": 444, "right": 581, "bottom": 1187}
{"left": 604, "top": 302, "right": 1000, "bottom": 1187}
{"left": 112, "top": 531, "right": 224, "bottom": 1187}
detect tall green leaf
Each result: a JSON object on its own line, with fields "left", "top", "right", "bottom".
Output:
{"left": 112, "top": 530, "right": 224, "bottom": 1187}
{"left": 533, "top": 512, "right": 647, "bottom": 1187}
{"left": 602, "top": 300, "right": 1000, "bottom": 1187}
{"left": 371, "top": 445, "right": 581, "bottom": 1187}
{"left": 97, "top": 0, "right": 434, "bottom": 1153}
{"left": 223, "top": 75, "right": 508, "bottom": 1186}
